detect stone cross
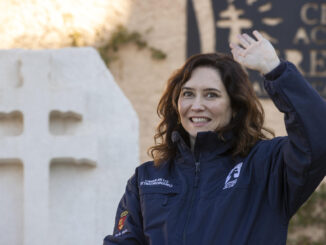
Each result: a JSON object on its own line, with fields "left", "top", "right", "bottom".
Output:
{"left": 0, "top": 53, "right": 97, "bottom": 245}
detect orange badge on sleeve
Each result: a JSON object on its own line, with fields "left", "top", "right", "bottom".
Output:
{"left": 118, "top": 211, "right": 128, "bottom": 230}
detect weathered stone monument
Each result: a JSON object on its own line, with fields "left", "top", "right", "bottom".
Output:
{"left": 0, "top": 48, "right": 139, "bottom": 245}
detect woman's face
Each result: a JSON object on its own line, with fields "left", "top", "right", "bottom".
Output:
{"left": 177, "top": 66, "right": 232, "bottom": 141}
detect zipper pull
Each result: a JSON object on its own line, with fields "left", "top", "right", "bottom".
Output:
{"left": 194, "top": 162, "right": 200, "bottom": 188}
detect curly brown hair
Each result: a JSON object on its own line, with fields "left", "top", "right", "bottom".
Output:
{"left": 148, "top": 53, "right": 274, "bottom": 166}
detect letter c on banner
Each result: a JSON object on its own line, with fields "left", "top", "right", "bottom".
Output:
{"left": 301, "top": 3, "right": 318, "bottom": 25}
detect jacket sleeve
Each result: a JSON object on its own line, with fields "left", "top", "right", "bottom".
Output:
{"left": 103, "top": 174, "right": 146, "bottom": 245}
{"left": 264, "top": 61, "right": 326, "bottom": 219}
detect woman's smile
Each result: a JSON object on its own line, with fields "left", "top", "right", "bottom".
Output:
{"left": 189, "top": 116, "right": 212, "bottom": 126}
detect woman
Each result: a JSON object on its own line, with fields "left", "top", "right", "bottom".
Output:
{"left": 103, "top": 31, "right": 326, "bottom": 244}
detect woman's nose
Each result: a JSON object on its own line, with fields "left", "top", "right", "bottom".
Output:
{"left": 191, "top": 97, "right": 205, "bottom": 111}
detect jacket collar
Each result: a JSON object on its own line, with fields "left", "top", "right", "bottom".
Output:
{"left": 172, "top": 130, "right": 234, "bottom": 164}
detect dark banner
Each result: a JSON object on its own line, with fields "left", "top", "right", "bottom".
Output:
{"left": 187, "top": 0, "right": 326, "bottom": 97}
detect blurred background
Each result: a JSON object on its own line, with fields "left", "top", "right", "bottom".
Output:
{"left": 0, "top": 0, "right": 325, "bottom": 244}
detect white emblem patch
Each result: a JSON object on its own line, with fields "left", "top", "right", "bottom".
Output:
{"left": 223, "top": 162, "right": 243, "bottom": 190}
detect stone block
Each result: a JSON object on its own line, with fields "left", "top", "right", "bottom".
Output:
{"left": 0, "top": 48, "right": 138, "bottom": 245}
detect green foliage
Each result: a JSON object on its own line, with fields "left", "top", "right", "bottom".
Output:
{"left": 69, "top": 31, "right": 84, "bottom": 47}
{"left": 150, "top": 47, "right": 167, "bottom": 60}
{"left": 97, "top": 25, "right": 166, "bottom": 67}
{"left": 287, "top": 183, "right": 326, "bottom": 244}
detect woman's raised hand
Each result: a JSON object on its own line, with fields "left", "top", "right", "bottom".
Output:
{"left": 229, "top": 30, "right": 280, "bottom": 74}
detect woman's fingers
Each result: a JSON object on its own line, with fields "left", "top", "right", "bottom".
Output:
{"left": 253, "top": 30, "right": 264, "bottom": 41}
{"left": 229, "top": 42, "right": 245, "bottom": 57}
{"left": 230, "top": 42, "right": 246, "bottom": 65}
{"left": 230, "top": 30, "right": 279, "bottom": 73}
{"left": 238, "top": 33, "right": 258, "bottom": 49}
{"left": 230, "top": 48, "right": 243, "bottom": 63}
{"left": 229, "top": 42, "right": 238, "bottom": 50}
{"left": 237, "top": 34, "right": 251, "bottom": 48}
{"left": 242, "top": 33, "right": 256, "bottom": 44}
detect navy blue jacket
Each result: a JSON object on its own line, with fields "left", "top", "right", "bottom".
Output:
{"left": 103, "top": 62, "right": 326, "bottom": 245}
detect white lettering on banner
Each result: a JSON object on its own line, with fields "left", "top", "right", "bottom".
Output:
{"left": 140, "top": 178, "right": 173, "bottom": 188}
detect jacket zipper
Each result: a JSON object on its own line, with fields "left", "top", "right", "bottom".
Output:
{"left": 182, "top": 161, "right": 201, "bottom": 245}
{"left": 194, "top": 161, "right": 200, "bottom": 187}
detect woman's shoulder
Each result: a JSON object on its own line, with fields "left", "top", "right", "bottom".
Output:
{"left": 137, "top": 159, "right": 172, "bottom": 170}
{"left": 250, "top": 136, "right": 288, "bottom": 155}
{"left": 133, "top": 160, "right": 172, "bottom": 180}
{"left": 136, "top": 160, "right": 158, "bottom": 172}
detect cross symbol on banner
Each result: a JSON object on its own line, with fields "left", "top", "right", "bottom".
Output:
{"left": 216, "top": 4, "right": 253, "bottom": 44}
{"left": 0, "top": 53, "right": 97, "bottom": 245}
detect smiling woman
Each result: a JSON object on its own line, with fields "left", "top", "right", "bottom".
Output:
{"left": 103, "top": 31, "right": 326, "bottom": 245}
{"left": 149, "top": 52, "right": 273, "bottom": 165}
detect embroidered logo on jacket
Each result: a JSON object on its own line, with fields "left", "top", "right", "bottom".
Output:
{"left": 223, "top": 162, "right": 243, "bottom": 190}
{"left": 140, "top": 178, "right": 173, "bottom": 188}
{"left": 118, "top": 210, "right": 128, "bottom": 230}
{"left": 114, "top": 229, "right": 128, "bottom": 237}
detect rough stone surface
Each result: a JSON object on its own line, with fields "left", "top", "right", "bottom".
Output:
{"left": 0, "top": 48, "right": 138, "bottom": 245}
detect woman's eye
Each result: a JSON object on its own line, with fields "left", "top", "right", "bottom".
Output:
{"left": 206, "top": 92, "right": 218, "bottom": 98}
{"left": 182, "top": 91, "right": 193, "bottom": 97}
